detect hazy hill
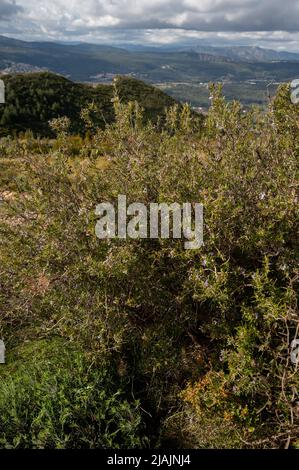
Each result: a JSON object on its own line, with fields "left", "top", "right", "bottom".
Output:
{"left": 0, "top": 72, "right": 182, "bottom": 136}
{"left": 127, "top": 43, "right": 299, "bottom": 62}
{"left": 181, "top": 45, "right": 299, "bottom": 62}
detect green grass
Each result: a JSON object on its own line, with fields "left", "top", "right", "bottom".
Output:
{"left": 0, "top": 338, "right": 144, "bottom": 449}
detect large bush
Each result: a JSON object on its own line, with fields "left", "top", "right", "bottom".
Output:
{"left": 0, "top": 84, "right": 298, "bottom": 448}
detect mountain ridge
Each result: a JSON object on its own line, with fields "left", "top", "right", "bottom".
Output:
{"left": 2, "top": 35, "right": 299, "bottom": 84}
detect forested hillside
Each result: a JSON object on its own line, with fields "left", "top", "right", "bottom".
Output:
{"left": 0, "top": 72, "right": 182, "bottom": 136}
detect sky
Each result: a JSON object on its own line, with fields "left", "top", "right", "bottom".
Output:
{"left": 1, "top": 0, "right": 299, "bottom": 51}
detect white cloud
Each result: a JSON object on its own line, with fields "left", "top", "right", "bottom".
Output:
{"left": 1, "top": 0, "right": 299, "bottom": 51}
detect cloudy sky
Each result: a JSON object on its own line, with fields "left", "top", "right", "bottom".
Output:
{"left": 1, "top": 0, "right": 299, "bottom": 50}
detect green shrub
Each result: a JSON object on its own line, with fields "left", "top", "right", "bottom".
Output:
{"left": 0, "top": 84, "right": 298, "bottom": 448}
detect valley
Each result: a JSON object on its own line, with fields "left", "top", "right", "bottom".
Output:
{"left": 1, "top": 35, "right": 299, "bottom": 110}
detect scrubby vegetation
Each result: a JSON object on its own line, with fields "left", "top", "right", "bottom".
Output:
{"left": 0, "top": 82, "right": 298, "bottom": 449}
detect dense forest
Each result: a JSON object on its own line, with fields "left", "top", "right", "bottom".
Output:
{"left": 0, "top": 72, "right": 182, "bottom": 136}
{"left": 0, "top": 77, "right": 298, "bottom": 449}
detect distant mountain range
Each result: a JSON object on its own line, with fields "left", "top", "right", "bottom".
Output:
{"left": 1, "top": 35, "right": 299, "bottom": 84}
{"left": 125, "top": 43, "right": 299, "bottom": 62}
{"left": 181, "top": 45, "right": 299, "bottom": 63}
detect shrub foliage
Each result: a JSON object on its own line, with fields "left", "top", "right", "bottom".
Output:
{"left": 0, "top": 83, "right": 298, "bottom": 448}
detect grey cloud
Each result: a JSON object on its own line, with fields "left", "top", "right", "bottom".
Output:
{"left": 2, "top": 0, "right": 299, "bottom": 50}
{"left": 0, "top": 0, "right": 23, "bottom": 20}
{"left": 7, "top": 0, "right": 299, "bottom": 33}
{"left": 68, "top": 0, "right": 299, "bottom": 32}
